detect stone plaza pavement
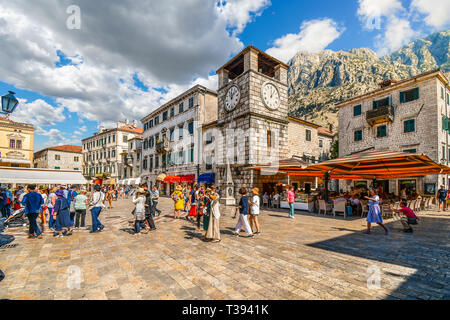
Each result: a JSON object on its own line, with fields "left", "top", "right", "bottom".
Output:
{"left": 0, "top": 197, "right": 449, "bottom": 300}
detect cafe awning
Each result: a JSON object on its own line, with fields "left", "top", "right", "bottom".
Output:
{"left": 251, "top": 151, "right": 450, "bottom": 180}
{"left": 180, "top": 175, "right": 195, "bottom": 183}
{"left": 198, "top": 173, "right": 215, "bottom": 183}
{"left": 0, "top": 167, "right": 88, "bottom": 184}
{"left": 290, "top": 151, "right": 450, "bottom": 179}
{"left": 164, "top": 175, "right": 181, "bottom": 183}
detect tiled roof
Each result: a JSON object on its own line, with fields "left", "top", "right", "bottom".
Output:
{"left": 119, "top": 125, "right": 144, "bottom": 134}
{"left": 318, "top": 127, "right": 337, "bottom": 137}
{"left": 48, "top": 145, "right": 82, "bottom": 153}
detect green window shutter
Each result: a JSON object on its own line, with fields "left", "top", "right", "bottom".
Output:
{"left": 400, "top": 92, "right": 405, "bottom": 103}
{"left": 373, "top": 101, "right": 378, "bottom": 109}
{"left": 413, "top": 88, "right": 419, "bottom": 100}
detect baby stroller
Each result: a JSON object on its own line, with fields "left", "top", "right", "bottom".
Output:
{"left": 0, "top": 217, "right": 15, "bottom": 247}
{"left": 4, "top": 207, "right": 27, "bottom": 228}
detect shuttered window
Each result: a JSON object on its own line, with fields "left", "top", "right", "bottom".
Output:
{"left": 400, "top": 88, "right": 419, "bottom": 103}
{"left": 377, "top": 125, "right": 387, "bottom": 137}
{"left": 404, "top": 119, "right": 415, "bottom": 133}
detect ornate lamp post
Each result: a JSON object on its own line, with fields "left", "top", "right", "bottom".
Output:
{"left": 1, "top": 91, "right": 19, "bottom": 118}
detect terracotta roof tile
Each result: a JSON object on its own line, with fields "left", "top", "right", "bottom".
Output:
{"left": 119, "top": 125, "right": 143, "bottom": 134}
{"left": 48, "top": 145, "right": 82, "bottom": 153}
{"left": 318, "top": 127, "right": 337, "bottom": 137}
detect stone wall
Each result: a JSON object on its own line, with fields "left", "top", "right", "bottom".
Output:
{"left": 338, "top": 75, "right": 450, "bottom": 193}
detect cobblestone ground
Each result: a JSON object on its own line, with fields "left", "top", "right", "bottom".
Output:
{"left": 0, "top": 197, "right": 449, "bottom": 300}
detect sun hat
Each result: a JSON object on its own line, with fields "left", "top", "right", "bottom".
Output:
{"left": 176, "top": 185, "right": 182, "bottom": 191}
{"left": 55, "top": 189, "right": 65, "bottom": 197}
{"left": 252, "top": 187, "right": 259, "bottom": 195}
{"left": 138, "top": 188, "right": 145, "bottom": 194}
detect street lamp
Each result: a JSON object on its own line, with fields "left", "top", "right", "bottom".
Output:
{"left": 1, "top": 91, "right": 19, "bottom": 116}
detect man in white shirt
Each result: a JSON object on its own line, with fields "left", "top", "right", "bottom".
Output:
{"left": 89, "top": 185, "right": 105, "bottom": 233}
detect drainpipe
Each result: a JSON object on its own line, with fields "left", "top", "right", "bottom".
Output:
{"left": 446, "top": 94, "right": 448, "bottom": 189}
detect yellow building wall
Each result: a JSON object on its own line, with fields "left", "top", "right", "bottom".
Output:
{"left": 0, "top": 118, "right": 35, "bottom": 168}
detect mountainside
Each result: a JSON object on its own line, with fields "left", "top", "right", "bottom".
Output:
{"left": 288, "top": 30, "right": 450, "bottom": 128}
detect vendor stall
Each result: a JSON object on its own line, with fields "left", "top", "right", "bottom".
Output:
{"left": 280, "top": 193, "right": 316, "bottom": 212}
{"left": 0, "top": 167, "right": 88, "bottom": 185}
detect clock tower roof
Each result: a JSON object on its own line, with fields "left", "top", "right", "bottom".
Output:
{"left": 216, "top": 45, "right": 289, "bottom": 77}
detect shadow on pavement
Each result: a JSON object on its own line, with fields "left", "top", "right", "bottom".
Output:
{"left": 307, "top": 215, "right": 450, "bottom": 299}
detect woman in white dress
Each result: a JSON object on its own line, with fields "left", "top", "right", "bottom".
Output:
{"left": 206, "top": 187, "right": 221, "bottom": 242}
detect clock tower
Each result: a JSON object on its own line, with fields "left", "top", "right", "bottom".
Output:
{"left": 215, "top": 46, "right": 290, "bottom": 191}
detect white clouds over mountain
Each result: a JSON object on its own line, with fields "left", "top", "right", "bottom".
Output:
{"left": 266, "top": 18, "right": 344, "bottom": 63}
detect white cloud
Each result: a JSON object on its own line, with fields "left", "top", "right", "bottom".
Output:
{"left": 0, "top": 0, "right": 270, "bottom": 133}
{"left": 357, "top": 0, "right": 403, "bottom": 23}
{"left": 356, "top": 0, "right": 419, "bottom": 55}
{"left": 411, "top": 0, "right": 450, "bottom": 29}
{"left": 376, "top": 17, "right": 418, "bottom": 56}
{"left": 10, "top": 99, "right": 65, "bottom": 127}
{"left": 35, "top": 128, "right": 80, "bottom": 149}
{"left": 266, "top": 19, "right": 344, "bottom": 63}
{"left": 217, "top": 0, "right": 271, "bottom": 34}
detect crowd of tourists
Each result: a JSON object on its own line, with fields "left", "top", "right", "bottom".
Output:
{"left": 0, "top": 180, "right": 427, "bottom": 240}
{"left": 0, "top": 184, "right": 113, "bottom": 239}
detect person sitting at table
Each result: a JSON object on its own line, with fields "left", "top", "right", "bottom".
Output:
{"left": 334, "top": 194, "right": 347, "bottom": 205}
{"left": 350, "top": 194, "right": 360, "bottom": 211}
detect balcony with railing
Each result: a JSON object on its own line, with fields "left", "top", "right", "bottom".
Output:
{"left": 366, "top": 105, "right": 394, "bottom": 126}
{"left": 156, "top": 137, "right": 171, "bottom": 154}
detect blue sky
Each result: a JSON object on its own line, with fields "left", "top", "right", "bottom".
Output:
{"left": 0, "top": 0, "right": 448, "bottom": 151}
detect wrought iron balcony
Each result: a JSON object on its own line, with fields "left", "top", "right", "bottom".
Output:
{"left": 156, "top": 138, "right": 171, "bottom": 154}
{"left": 366, "top": 105, "right": 394, "bottom": 126}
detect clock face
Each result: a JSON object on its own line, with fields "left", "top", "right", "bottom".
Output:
{"left": 225, "top": 85, "right": 240, "bottom": 112}
{"left": 262, "top": 82, "right": 280, "bottom": 110}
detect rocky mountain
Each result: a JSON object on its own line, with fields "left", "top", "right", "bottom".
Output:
{"left": 288, "top": 30, "right": 450, "bottom": 128}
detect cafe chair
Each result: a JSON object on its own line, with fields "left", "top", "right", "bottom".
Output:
{"left": 360, "top": 200, "right": 369, "bottom": 218}
{"left": 318, "top": 200, "right": 332, "bottom": 216}
{"left": 332, "top": 201, "right": 347, "bottom": 218}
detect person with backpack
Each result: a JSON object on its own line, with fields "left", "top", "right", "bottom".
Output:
{"left": 67, "top": 185, "right": 78, "bottom": 226}
{"left": 171, "top": 185, "right": 184, "bottom": 219}
{"left": 132, "top": 188, "right": 147, "bottom": 235}
{"left": 141, "top": 184, "right": 156, "bottom": 232}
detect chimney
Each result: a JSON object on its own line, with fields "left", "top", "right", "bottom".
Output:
{"left": 133, "top": 120, "right": 138, "bottom": 127}
{"left": 329, "top": 123, "right": 333, "bottom": 133}
{"left": 125, "top": 119, "right": 129, "bottom": 125}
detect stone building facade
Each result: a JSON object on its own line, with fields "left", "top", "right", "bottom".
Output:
{"left": 338, "top": 69, "right": 450, "bottom": 195}
{"left": 287, "top": 117, "right": 335, "bottom": 163}
{"left": 208, "top": 46, "right": 336, "bottom": 197}
{"left": 81, "top": 120, "right": 143, "bottom": 184}
{"left": 214, "top": 46, "right": 290, "bottom": 197}
{"left": 0, "top": 116, "right": 35, "bottom": 168}
{"left": 34, "top": 145, "right": 82, "bottom": 171}
{"left": 140, "top": 85, "right": 218, "bottom": 194}
{"left": 121, "top": 136, "right": 143, "bottom": 180}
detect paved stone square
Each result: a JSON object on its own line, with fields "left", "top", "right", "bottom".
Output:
{"left": 0, "top": 197, "right": 449, "bottom": 300}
